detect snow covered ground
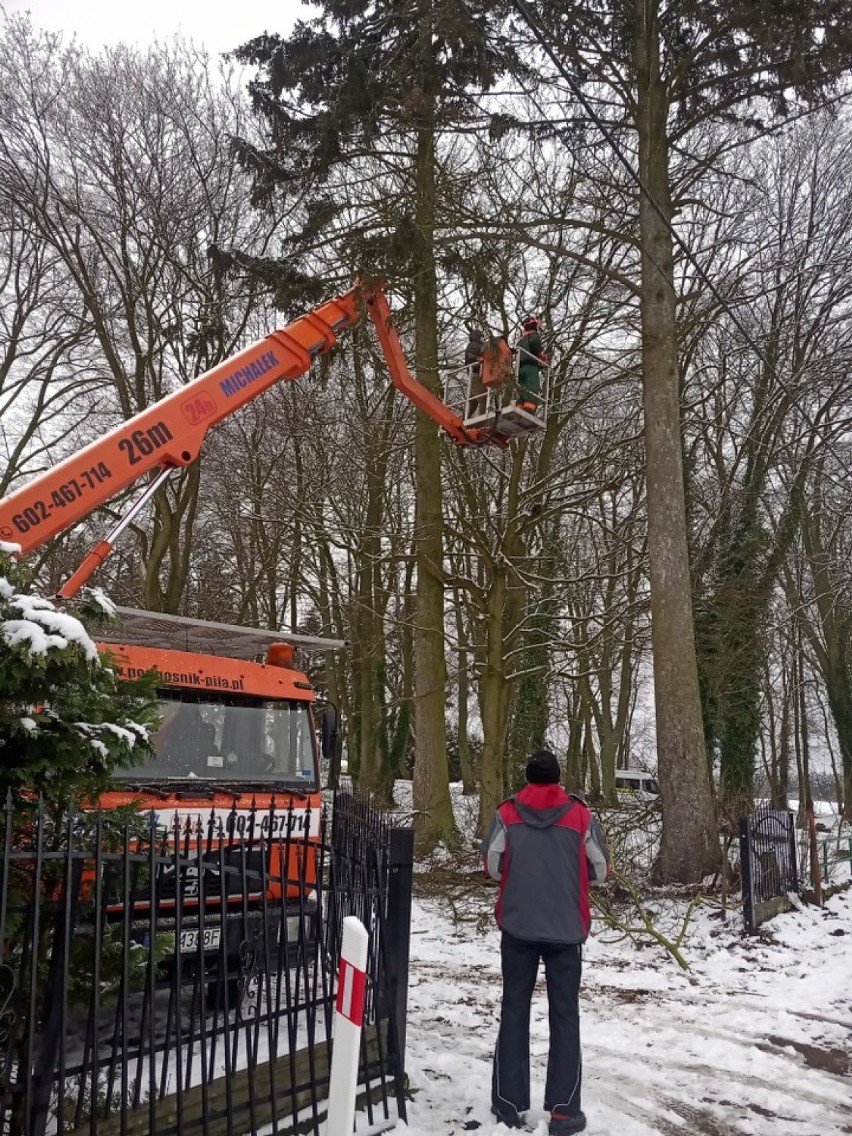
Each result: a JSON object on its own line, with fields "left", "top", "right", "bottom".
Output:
{"left": 379, "top": 787, "right": 852, "bottom": 1136}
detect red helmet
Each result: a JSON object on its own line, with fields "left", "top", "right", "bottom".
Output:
{"left": 522, "top": 314, "right": 541, "bottom": 330}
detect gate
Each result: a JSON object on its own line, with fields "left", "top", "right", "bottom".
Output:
{"left": 0, "top": 790, "right": 413, "bottom": 1136}
{"left": 739, "top": 804, "right": 799, "bottom": 933}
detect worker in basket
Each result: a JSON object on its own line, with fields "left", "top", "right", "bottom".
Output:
{"left": 516, "top": 314, "right": 546, "bottom": 412}
{"left": 465, "top": 327, "right": 488, "bottom": 418}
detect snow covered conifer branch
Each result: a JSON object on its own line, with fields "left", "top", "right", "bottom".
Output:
{"left": 0, "top": 549, "right": 159, "bottom": 808}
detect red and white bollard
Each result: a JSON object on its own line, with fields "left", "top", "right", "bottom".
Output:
{"left": 326, "top": 916, "right": 369, "bottom": 1135}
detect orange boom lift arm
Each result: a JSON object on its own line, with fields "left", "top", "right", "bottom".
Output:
{"left": 0, "top": 287, "right": 361, "bottom": 574}
{"left": 0, "top": 290, "right": 363, "bottom": 577}
{"left": 361, "top": 288, "right": 502, "bottom": 450}
{"left": 0, "top": 282, "right": 502, "bottom": 596}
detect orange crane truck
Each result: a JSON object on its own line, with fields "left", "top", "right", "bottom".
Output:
{"left": 0, "top": 281, "right": 543, "bottom": 968}
{"left": 0, "top": 285, "right": 371, "bottom": 971}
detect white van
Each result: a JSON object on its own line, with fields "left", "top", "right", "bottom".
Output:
{"left": 614, "top": 769, "right": 660, "bottom": 796}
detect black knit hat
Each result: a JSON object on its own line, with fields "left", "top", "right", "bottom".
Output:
{"left": 526, "top": 749, "right": 561, "bottom": 784}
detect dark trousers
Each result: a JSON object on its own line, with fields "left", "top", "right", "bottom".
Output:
{"left": 492, "top": 933, "right": 582, "bottom": 1123}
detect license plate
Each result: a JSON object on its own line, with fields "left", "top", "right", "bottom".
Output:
{"left": 179, "top": 927, "right": 221, "bottom": 952}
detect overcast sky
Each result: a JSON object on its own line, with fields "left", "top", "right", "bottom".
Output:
{"left": 4, "top": 0, "right": 309, "bottom": 56}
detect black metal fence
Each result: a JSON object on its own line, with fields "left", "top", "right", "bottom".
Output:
{"left": 739, "top": 804, "right": 799, "bottom": 933}
{"left": 0, "top": 789, "right": 413, "bottom": 1136}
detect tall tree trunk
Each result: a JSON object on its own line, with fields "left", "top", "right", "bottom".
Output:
{"left": 314, "top": 532, "right": 349, "bottom": 789}
{"left": 599, "top": 619, "right": 636, "bottom": 804}
{"left": 478, "top": 564, "right": 509, "bottom": 832}
{"left": 453, "top": 594, "right": 476, "bottom": 794}
{"left": 387, "top": 558, "right": 415, "bottom": 784}
{"left": 584, "top": 704, "right": 602, "bottom": 804}
{"left": 564, "top": 695, "right": 583, "bottom": 794}
{"left": 824, "top": 674, "right": 852, "bottom": 821}
{"left": 143, "top": 465, "right": 201, "bottom": 612}
{"left": 634, "top": 0, "right": 718, "bottom": 880}
{"left": 765, "top": 656, "right": 792, "bottom": 809}
{"left": 795, "top": 617, "right": 813, "bottom": 828}
{"left": 411, "top": 0, "right": 455, "bottom": 851}
{"left": 355, "top": 447, "right": 387, "bottom": 793}
{"left": 476, "top": 448, "right": 525, "bottom": 833}
{"left": 289, "top": 437, "right": 303, "bottom": 630}
{"left": 799, "top": 511, "right": 852, "bottom": 820}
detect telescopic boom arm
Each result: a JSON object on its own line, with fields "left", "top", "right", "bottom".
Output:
{"left": 0, "top": 288, "right": 363, "bottom": 561}
{"left": 0, "top": 282, "right": 501, "bottom": 596}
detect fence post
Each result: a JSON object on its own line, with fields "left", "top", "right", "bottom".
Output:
{"left": 29, "top": 855, "right": 83, "bottom": 1136}
{"left": 788, "top": 809, "right": 799, "bottom": 894}
{"left": 326, "top": 916, "right": 369, "bottom": 1136}
{"left": 806, "top": 804, "right": 823, "bottom": 905}
{"left": 738, "top": 816, "right": 753, "bottom": 933}
{"left": 385, "top": 827, "right": 414, "bottom": 1078}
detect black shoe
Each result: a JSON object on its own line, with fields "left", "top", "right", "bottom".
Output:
{"left": 549, "top": 1112, "right": 586, "bottom": 1135}
{"left": 491, "top": 1105, "right": 524, "bottom": 1129}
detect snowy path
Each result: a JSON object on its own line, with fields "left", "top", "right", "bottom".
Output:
{"left": 399, "top": 887, "right": 852, "bottom": 1136}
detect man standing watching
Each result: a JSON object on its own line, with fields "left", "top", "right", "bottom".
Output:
{"left": 464, "top": 327, "right": 487, "bottom": 418}
{"left": 482, "top": 750, "right": 610, "bottom": 1134}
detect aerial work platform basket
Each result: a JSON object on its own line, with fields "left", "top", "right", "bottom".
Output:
{"left": 442, "top": 336, "right": 549, "bottom": 443}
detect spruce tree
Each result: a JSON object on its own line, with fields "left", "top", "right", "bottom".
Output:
{"left": 231, "top": 0, "right": 521, "bottom": 850}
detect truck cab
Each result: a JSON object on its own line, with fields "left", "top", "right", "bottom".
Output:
{"left": 94, "top": 608, "right": 342, "bottom": 968}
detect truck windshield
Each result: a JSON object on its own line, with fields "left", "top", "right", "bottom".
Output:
{"left": 118, "top": 692, "right": 317, "bottom": 787}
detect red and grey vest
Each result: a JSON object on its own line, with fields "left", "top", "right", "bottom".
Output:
{"left": 481, "top": 782, "right": 600, "bottom": 944}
